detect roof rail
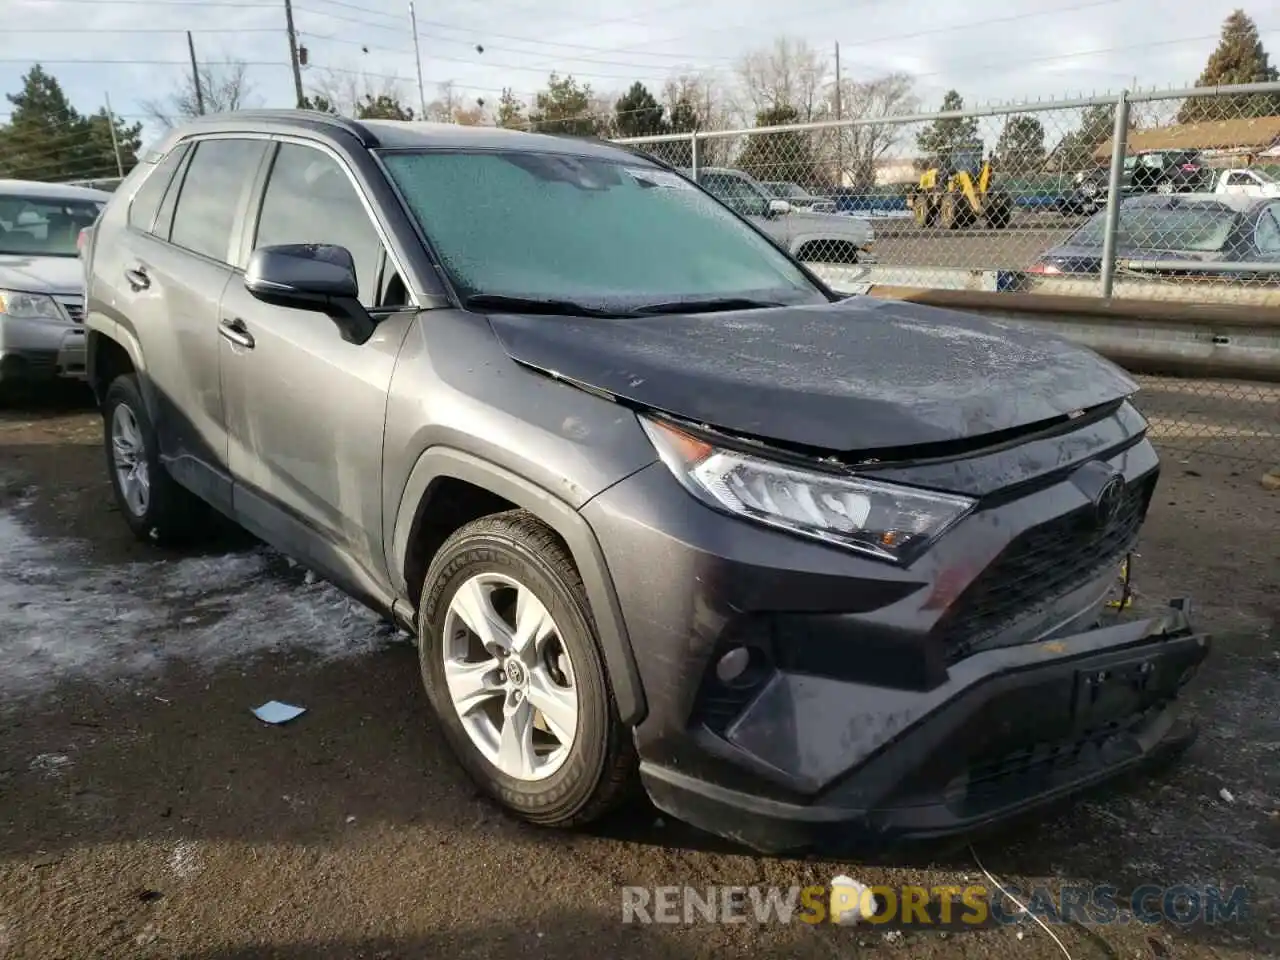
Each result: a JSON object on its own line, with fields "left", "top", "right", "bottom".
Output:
{"left": 184, "top": 109, "right": 380, "bottom": 147}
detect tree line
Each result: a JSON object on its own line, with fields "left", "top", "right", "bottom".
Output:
{"left": 1, "top": 9, "right": 1276, "bottom": 189}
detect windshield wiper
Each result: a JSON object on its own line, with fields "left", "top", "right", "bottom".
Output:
{"left": 631, "top": 297, "right": 786, "bottom": 315}
{"left": 462, "top": 294, "right": 631, "bottom": 319}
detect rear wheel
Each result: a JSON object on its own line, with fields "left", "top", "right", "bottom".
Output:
{"left": 986, "top": 193, "right": 1013, "bottom": 228}
{"left": 418, "top": 510, "right": 636, "bottom": 826}
{"left": 102, "top": 374, "right": 210, "bottom": 544}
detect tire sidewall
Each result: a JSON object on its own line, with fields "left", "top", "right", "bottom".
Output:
{"left": 418, "top": 529, "right": 613, "bottom": 822}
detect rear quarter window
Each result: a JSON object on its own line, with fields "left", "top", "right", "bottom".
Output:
{"left": 128, "top": 143, "right": 190, "bottom": 234}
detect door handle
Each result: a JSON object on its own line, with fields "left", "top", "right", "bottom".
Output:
{"left": 219, "top": 317, "right": 255, "bottom": 349}
{"left": 124, "top": 264, "right": 150, "bottom": 291}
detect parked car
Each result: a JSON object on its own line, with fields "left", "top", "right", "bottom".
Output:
{"left": 0, "top": 179, "right": 110, "bottom": 392}
{"left": 688, "top": 166, "right": 873, "bottom": 262}
{"left": 1057, "top": 149, "right": 1214, "bottom": 215}
{"left": 1031, "top": 193, "right": 1280, "bottom": 278}
{"left": 1212, "top": 167, "right": 1280, "bottom": 198}
{"left": 759, "top": 180, "right": 837, "bottom": 213}
{"left": 82, "top": 111, "right": 1206, "bottom": 854}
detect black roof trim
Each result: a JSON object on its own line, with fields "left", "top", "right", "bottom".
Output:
{"left": 177, "top": 109, "right": 381, "bottom": 147}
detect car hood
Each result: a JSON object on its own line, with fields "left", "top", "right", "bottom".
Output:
{"left": 0, "top": 255, "right": 84, "bottom": 296}
{"left": 487, "top": 297, "right": 1137, "bottom": 453}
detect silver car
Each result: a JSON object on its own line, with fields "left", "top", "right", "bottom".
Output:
{"left": 0, "top": 180, "right": 110, "bottom": 390}
{"left": 690, "top": 167, "right": 873, "bottom": 263}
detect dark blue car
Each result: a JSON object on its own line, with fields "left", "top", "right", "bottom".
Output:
{"left": 1030, "top": 193, "right": 1280, "bottom": 278}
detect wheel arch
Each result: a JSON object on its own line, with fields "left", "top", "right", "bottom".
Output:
{"left": 391, "top": 446, "right": 647, "bottom": 726}
{"left": 86, "top": 323, "right": 151, "bottom": 413}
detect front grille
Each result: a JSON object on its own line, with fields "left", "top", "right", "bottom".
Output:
{"left": 937, "top": 472, "right": 1155, "bottom": 663}
{"left": 54, "top": 296, "right": 84, "bottom": 323}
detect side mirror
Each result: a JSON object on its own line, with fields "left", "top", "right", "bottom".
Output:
{"left": 768, "top": 199, "right": 793, "bottom": 215}
{"left": 244, "top": 243, "right": 375, "bottom": 345}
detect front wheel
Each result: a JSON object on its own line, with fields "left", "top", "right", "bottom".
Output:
{"left": 418, "top": 510, "right": 636, "bottom": 827}
{"left": 102, "top": 374, "right": 210, "bottom": 544}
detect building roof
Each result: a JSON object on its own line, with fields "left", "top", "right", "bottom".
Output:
{"left": 1093, "top": 115, "right": 1280, "bottom": 159}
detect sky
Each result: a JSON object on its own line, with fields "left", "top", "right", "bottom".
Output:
{"left": 0, "top": 0, "right": 1276, "bottom": 148}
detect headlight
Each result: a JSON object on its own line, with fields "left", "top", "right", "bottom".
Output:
{"left": 0, "top": 289, "right": 65, "bottom": 321}
{"left": 640, "top": 416, "right": 975, "bottom": 563}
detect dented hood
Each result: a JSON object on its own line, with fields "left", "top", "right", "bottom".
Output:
{"left": 487, "top": 297, "right": 1138, "bottom": 453}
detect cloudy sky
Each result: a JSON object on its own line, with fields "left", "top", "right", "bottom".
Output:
{"left": 1, "top": 0, "right": 1275, "bottom": 144}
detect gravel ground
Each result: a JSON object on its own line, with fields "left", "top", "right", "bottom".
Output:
{"left": 0, "top": 386, "right": 1276, "bottom": 960}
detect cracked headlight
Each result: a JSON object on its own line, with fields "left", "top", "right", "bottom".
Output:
{"left": 0, "top": 289, "right": 65, "bottom": 321}
{"left": 641, "top": 416, "right": 975, "bottom": 563}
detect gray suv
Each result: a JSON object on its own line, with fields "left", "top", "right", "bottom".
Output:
{"left": 82, "top": 111, "right": 1207, "bottom": 853}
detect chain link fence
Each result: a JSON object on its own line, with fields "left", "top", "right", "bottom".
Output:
{"left": 616, "top": 82, "right": 1280, "bottom": 467}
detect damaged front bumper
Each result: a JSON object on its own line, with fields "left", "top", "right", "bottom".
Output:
{"left": 639, "top": 603, "right": 1208, "bottom": 853}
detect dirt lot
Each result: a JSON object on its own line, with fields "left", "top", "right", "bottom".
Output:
{"left": 1, "top": 385, "right": 1276, "bottom": 960}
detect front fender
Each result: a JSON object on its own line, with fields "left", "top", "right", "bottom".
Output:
{"left": 390, "top": 445, "right": 647, "bottom": 726}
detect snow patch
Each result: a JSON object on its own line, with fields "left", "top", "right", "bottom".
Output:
{"left": 29, "top": 753, "right": 71, "bottom": 776}
{"left": 0, "top": 507, "right": 391, "bottom": 700}
{"left": 168, "top": 840, "right": 201, "bottom": 878}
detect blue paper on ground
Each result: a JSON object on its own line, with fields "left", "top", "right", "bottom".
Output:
{"left": 252, "top": 701, "right": 306, "bottom": 725}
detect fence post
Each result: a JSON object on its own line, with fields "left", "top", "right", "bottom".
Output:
{"left": 1099, "top": 89, "right": 1131, "bottom": 299}
{"left": 690, "top": 131, "right": 700, "bottom": 183}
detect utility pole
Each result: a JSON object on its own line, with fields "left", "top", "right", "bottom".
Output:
{"left": 186, "top": 32, "right": 205, "bottom": 115}
{"left": 409, "top": 1, "right": 427, "bottom": 118}
{"left": 284, "top": 0, "right": 305, "bottom": 108}
{"left": 103, "top": 92, "right": 125, "bottom": 177}
{"left": 834, "top": 41, "right": 843, "bottom": 189}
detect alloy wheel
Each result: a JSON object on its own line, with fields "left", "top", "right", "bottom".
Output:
{"left": 441, "top": 572, "right": 579, "bottom": 781}
{"left": 111, "top": 403, "right": 150, "bottom": 518}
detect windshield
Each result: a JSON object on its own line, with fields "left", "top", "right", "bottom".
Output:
{"left": 1252, "top": 168, "right": 1277, "bottom": 184}
{"left": 0, "top": 194, "right": 103, "bottom": 257}
{"left": 381, "top": 150, "right": 824, "bottom": 308}
{"left": 1069, "top": 203, "right": 1240, "bottom": 253}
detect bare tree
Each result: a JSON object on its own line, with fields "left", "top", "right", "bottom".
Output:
{"left": 304, "top": 69, "right": 414, "bottom": 118}
{"left": 425, "top": 81, "right": 489, "bottom": 125}
{"left": 661, "top": 70, "right": 735, "bottom": 164}
{"left": 736, "top": 37, "right": 830, "bottom": 121}
{"left": 822, "top": 73, "right": 919, "bottom": 189}
{"left": 141, "top": 57, "right": 255, "bottom": 129}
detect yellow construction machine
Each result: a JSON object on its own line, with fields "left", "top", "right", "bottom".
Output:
{"left": 907, "top": 151, "right": 1013, "bottom": 230}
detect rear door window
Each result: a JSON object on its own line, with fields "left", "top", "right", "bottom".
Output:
{"left": 169, "top": 138, "right": 269, "bottom": 263}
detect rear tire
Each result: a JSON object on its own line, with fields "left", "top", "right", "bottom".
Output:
{"left": 418, "top": 509, "right": 637, "bottom": 827}
{"left": 102, "top": 373, "right": 210, "bottom": 544}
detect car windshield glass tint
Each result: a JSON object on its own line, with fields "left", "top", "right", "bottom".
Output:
{"left": 380, "top": 150, "right": 823, "bottom": 308}
{"left": 1070, "top": 205, "right": 1240, "bottom": 252}
{"left": 0, "top": 195, "right": 102, "bottom": 257}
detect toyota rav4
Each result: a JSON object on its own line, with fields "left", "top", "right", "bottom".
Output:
{"left": 81, "top": 111, "right": 1207, "bottom": 853}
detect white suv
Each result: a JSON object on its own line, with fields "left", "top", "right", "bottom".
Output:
{"left": 689, "top": 167, "right": 873, "bottom": 264}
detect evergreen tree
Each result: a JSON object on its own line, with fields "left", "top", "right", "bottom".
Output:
{"left": 495, "top": 88, "right": 526, "bottom": 129}
{"left": 737, "top": 104, "right": 817, "bottom": 186}
{"left": 528, "top": 73, "right": 597, "bottom": 136}
{"left": 0, "top": 65, "right": 140, "bottom": 181}
{"left": 1178, "top": 10, "right": 1280, "bottom": 123}
{"left": 994, "top": 114, "right": 1047, "bottom": 174}
{"left": 915, "top": 90, "right": 983, "bottom": 168}
{"left": 613, "top": 82, "right": 667, "bottom": 138}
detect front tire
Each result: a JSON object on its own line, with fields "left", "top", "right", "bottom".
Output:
{"left": 418, "top": 510, "right": 636, "bottom": 827}
{"left": 102, "top": 373, "right": 209, "bottom": 544}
